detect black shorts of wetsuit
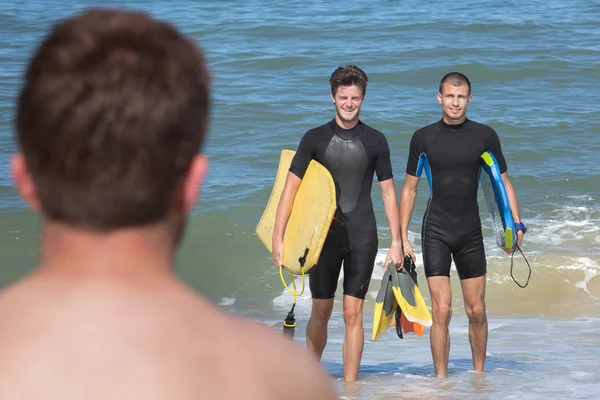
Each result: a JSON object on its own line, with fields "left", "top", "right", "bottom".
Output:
{"left": 309, "top": 221, "right": 378, "bottom": 300}
{"left": 421, "top": 220, "right": 487, "bottom": 280}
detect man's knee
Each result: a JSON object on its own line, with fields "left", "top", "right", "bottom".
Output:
{"left": 342, "top": 306, "right": 363, "bottom": 328}
{"left": 465, "top": 303, "right": 486, "bottom": 323}
{"left": 342, "top": 295, "right": 364, "bottom": 328}
{"left": 432, "top": 303, "right": 452, "bottom": 325}
{"left": 310, "top": 299, "right": 334, "bottom": 322}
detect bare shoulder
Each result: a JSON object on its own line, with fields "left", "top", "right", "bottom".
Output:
{"left": 207, "top": 310, "right": 338, "bottom": 400}
{"left": 163, "top": 286, "right": 338, "bottom": 399}
{"left": 0, "top": 278, "right": 338, "bottom": 399}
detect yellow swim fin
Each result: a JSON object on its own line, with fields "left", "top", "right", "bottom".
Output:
{"left": 390, "top": 256, "right": 432, "bottom": 327}
{"left": 372, "top": 268, "right": 397, "bottom": 341}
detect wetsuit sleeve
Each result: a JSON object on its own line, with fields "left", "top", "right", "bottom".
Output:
{"left": 405, "top": 130, "right": 423, "bottom": 176}
{"left": 289, "top": 130, "right": 315, "bottom": 179}
{"left": 375, "top": 135, "right": 393, "bottom": 182}
{"left": 485, "top": 128, "right": 507, "bottom": 173}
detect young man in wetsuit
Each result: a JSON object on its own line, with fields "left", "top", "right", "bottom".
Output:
{"left": 0, "top": 9, "right": 337, "bottom": 399}
{"left": 272, "top": 65, "right": 403, "bottom": 382}
{"left": 399, "top": 72, "right": 526, "bottom": 377}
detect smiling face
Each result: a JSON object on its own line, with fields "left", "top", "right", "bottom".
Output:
{"left": 437, "top": 82, "right": 472, "bottom": 125}
{"left": 331, "top": 84, "right": 364, "bottom": 127}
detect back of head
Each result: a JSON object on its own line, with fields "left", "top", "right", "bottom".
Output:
{"left": 329, "top": 64, "right": 368, "bottom": 97}
{"left": 15, "top": 9, "right": 211, "bottom": 232}
{"left": 439, "top": 71, "right": 471, "bottom": 95}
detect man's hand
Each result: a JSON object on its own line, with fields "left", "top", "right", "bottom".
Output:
{"left": 504, "top": 230, "right": 524, "bottom": 254}
{"left": 384, "top": 242, "right": 404, "bottom": 271}
{"left": 403, "top": 240, "right": 416, "bottom": 262}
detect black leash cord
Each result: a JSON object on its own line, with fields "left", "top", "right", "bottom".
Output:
{"left": 510, "top": 244, "right": 531, "bottom": 288}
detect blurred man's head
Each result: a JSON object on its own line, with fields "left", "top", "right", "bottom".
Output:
{"left": 14, "top": 9, "right": 211, "bottom": 242}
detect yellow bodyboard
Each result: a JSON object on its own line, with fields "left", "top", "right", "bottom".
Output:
{"left": 255, "top": 150, "right": 337, "bottom": 274}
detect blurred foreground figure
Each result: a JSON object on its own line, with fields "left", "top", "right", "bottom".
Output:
{"left": 1, "top": 8, "right": 337, "bottom": 400}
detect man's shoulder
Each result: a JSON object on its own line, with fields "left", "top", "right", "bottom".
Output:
{"left": 217, "top": 314, "right": 337, "bottom": 398}
{"left": 466, "top": 119, "right": 496, "bottom": 134}
{"left": 228, "top": 315, "right": 304, "bottom": 354}
{"left": 305, "top": 120, "right": 332, "bottom": 135}
{"left": 360, "top": 122, "right": 388, "bottom": 146}
{"left": 411, "top": 120, "right": 441, "bottom": 140}
{"left": 298, "top": 122, "right": 333, "bottom": 149}
{"left": 360, "top": 121, "right": 383, "bottom": 134}
{"left": 417, "top": 120, "right": 442, "bottom": 133}
{"left": 202, "top": 305, "right": 305, "bottom": 358}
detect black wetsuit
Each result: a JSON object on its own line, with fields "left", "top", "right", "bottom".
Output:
{"left": 290, "top": 119, "right": 393, "bottom": 299}
{"left": 406, "top": 119, "right": 507, "bottom": 280}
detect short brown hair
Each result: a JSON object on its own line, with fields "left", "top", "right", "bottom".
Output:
{"left": 439, "top": 72, "right": 471, "bottom": 95}
{"left": 330, "top": 65, "right": 368, "bottom": 97}
{"left": 15, "top": 9, "right": 210, "bottom": 231}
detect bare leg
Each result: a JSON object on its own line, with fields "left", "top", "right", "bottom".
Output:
{"left": 342, "top": 295, "right": 364, "bottom": 382}
{"left": 461, "top": 275, "right": 487, "bottom": 372}
{"left": 306, "top": 298, "right": 334, "bottom": 360}
{"left": 426, "top": 276, "right": 452, "bottom": 377}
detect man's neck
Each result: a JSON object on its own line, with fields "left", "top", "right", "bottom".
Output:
{"left": 442, "top": 115, "right": 467, "bottom": 126}
{"left": 36, "top": 221, "right": 176, "bottom": 278}
{"left": 334, "top": 115, "right": 359, "bottom": 130}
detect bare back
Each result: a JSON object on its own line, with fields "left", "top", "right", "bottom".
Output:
{"left": 0, "top": 272, "right": 337, "bottom": 399}
{"left": 7, "top": 9, "right": 337, "bottom": 399}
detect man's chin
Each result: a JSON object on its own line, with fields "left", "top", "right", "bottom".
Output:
{"left": 446, "top": 113, "right": 464, "bottom": 121}
{"left": 338, "top": 112, "right": 359, "bottom": 123}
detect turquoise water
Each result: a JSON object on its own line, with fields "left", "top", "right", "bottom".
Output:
{"left": 1, "top": 1, "right": 599, "bottom": 398}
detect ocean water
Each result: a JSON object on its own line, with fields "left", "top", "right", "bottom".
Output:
{"left": 1, "top": 0, "right": 599, "bottom": 398}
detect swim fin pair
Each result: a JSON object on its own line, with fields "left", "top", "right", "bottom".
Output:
{"left": 372, "top": 255, "right": 432, "bottom": 341}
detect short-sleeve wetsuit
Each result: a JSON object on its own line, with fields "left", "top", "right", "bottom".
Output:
{"left": 290, "top": 119, "right": 393, "bottom": 299}
{"left": 406, "top": 118, "right": 507, "bottom": 280}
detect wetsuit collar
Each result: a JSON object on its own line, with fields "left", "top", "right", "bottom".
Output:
{"left": 440, "top": 118, "right": 469, "bottom": 130}
{"left": 331, "top": 118, "right": 362, "bottom": 139}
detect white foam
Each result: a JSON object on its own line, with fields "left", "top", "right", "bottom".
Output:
{"left": 488, "top": 274, "right": 512, "bottom": 285}
{"left": 218, "top": 297, "right": 235, "bottom": 306}
{"left": 566, "top": 195, "right": 595, "bottom": 201}
{"left": 370, "top": 250, "right": 391, "bottom": 281}
{"left": 549, "top": 257, "right": 600, "bottom": 297}
{"left": 272, "top": 274, "right": 313, "bottom": 309}
{"left": 492, "top": 200, "right": 600, "bottom": 252}
{"left": 556, "top": 257, "right": 600, "bottom": 272}
{"left": 448, "top": 319, "right": 509, "bottom": 336}
{"left": 572, "top": 258, "right": 600, "bottom": 296}
{"left": 570, "top": 370, "right": 593, "bottom": 379}
{"left": 489, "top": 322, "right": 508, "bottom": 331}
{"left": 565, "top": 220, "right": 594, "bottom": 227}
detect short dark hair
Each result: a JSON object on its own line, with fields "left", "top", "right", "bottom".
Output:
{"left": 330, "top": 65, "right": 368, "bottom": 97}
{"left": 15, "top": 9, "right": 211, "bottom": 231}
{"left": 439, "top": 72, "right": 471, "bottom": 95}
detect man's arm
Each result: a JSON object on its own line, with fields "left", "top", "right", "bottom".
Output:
{"left": 379, "top": 178, "right": 403, "bottom": 267}
{"left": 399, "top": 174, "right": 420, "bottom": 260}
{"left": 501, "top": 172, "right": 524, "bottom": 249}
{"left": 272, "top": 172, "right": 302, "bottom": 266}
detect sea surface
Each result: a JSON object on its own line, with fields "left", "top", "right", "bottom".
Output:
{"left": 1, "top": 0, "right": 599, "bottom": 398}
